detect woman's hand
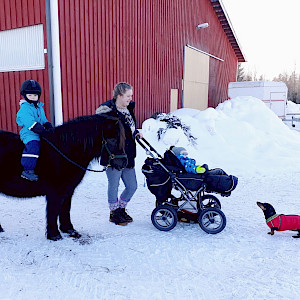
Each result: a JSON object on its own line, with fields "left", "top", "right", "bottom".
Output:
{"left": 135, "top": 131, "right": 143, "bottom": 139}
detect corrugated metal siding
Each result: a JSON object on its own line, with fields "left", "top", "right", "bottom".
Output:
{"left": 1, "top": 0, "right": 239, "bottom": 132}
{"left": 58, "top": 0, "right": 238, "bottom": 127}
{"left": 0, "top": 0, "right": 49, "bottom": 133}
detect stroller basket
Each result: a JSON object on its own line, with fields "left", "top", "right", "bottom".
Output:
{"left": 141, "top": 158, "right": 172, "bottom": 203}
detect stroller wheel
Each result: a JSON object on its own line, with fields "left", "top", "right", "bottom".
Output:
{"left": 199, "top": 194, "right": 221, "bottom": 210}
{"left": 151, "top": 205, "right": 178, "bottom": 231}
{"left": 198, "top": 208, "right": 226, "bottom": 234}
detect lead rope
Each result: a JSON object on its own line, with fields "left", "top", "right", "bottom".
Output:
{"left": 41, "top": 136, "right": 107, "bottom": 173}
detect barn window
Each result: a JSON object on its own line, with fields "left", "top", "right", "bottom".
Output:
{"left": 0, "top": 24, "right": 45, "bottom": 72}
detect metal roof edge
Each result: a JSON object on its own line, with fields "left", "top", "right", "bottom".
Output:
{"left": 210, "top": 0, "right": 246, "bottom": 62}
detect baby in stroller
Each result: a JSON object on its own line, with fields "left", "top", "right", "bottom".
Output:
{"left": 172, "top": 146, "right": 227, "bottom": 175}
{"left": 171, "top": 146, "right": 208, "bottom": 174}
{"left": 166, "top": 146, "right": 237, "bottom": 197}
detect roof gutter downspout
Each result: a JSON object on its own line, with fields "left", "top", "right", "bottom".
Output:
{"left": 45, "top": 0, "right": 63, "bottom": 126}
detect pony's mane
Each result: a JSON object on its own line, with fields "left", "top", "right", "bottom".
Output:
{"left": 43, "top": 113, "right": 125, "bottom": 154}
{"left": 47, "top": 114, "right": 106, "bottom": 149}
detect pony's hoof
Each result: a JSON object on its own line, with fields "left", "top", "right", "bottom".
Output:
{"left": 62, "top": 229, "right": 82, "bottom": 239}
{"left": 0, "top": 225, "right": 4, "bottom": 232}
{"left": 47, "top": 233, "right": 63, "bottom": 241}
{"left": 70, "top": 230, "right": 82, "bottom": 239}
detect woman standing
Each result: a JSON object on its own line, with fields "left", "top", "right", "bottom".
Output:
{"left": 96, "top": 82, "right": 141, "bottom": 225}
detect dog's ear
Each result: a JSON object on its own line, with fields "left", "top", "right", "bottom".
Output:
{"left": 256, "top": 202, "right": 265, "bottom": 210}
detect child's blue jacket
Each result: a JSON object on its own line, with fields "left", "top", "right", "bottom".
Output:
{"left": 16, "top": 100, "right": 49, "bottom": 144}
{"left": 177, "top": 155, "right": 198, "bottom": 174}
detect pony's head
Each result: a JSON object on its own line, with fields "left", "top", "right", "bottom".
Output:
{"left": 42, "top": 114, "right": 127, "bottom": 170}
{"left": 101, "top": 116, "right": 128, "bottom": 170}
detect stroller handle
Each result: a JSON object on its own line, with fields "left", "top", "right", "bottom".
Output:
{"left": 136, "top": 136, "right": 163, "bottom": 159}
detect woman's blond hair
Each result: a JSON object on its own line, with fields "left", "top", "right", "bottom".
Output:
{"left": 113, "top": 82, "right": 133, "bottom": 99}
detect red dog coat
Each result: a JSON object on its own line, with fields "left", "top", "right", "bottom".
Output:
{"left": 267, "top": 214, "right": 300, "bottom": 231}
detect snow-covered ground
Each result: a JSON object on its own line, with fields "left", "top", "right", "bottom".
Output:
{"left": 1, "top": 97, "right": 300, "bottom": 300}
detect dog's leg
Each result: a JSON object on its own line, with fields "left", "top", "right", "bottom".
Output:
{"left": 292, "top": 229, "right": 300, "bottom": 238}
{"left": 268, "top": 228, "right": 276, "bottom": 235}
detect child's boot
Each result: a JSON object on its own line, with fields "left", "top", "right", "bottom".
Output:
{"left": 21, "top": 170, "right": 38, "bottom": 181}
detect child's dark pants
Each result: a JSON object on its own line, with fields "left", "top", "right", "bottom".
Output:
{"left": 21, "top": 140, "right": 41, "bottom": 170}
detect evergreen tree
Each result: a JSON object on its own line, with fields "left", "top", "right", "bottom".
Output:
{"left": 237, "top": 63, "right": 245, "bottom": 81}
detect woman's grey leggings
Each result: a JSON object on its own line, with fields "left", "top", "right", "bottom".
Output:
{"left": 106, "top": 167, "right": 138, "bottom": 211}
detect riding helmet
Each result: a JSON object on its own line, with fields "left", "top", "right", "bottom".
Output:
{"left": 20, "top": 79, "right": 42, "bottom": 99}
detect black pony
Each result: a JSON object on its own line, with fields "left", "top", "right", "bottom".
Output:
{"left": 0, "top": 114, "right": 127, "bottom": 241}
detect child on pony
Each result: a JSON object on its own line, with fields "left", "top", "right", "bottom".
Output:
{"left": 16, "top": 79, "right": 53, "bottom": 181}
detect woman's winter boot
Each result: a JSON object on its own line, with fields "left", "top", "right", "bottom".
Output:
{"left": 120, "top": 208, "right": 133, "bottom": 222}
{"left": 109, "top": 208, "right": 128, "bottom": 225}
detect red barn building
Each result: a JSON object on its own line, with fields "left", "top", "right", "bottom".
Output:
{"left": 0, "top": 0, "right": 245, "bottom": 133}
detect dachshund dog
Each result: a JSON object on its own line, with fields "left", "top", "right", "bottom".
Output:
{"left": 257, "top": 202, "right": 300, "bottom": 238}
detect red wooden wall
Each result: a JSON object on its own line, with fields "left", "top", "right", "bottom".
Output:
{"left": 0, "top": 0, "right": 240, "bottom": 132}
{"left": 0, "top": 0, "right": 50, "bottom": 133}
{"left": 58, "top": 0, "right": 238, "bottom": 126}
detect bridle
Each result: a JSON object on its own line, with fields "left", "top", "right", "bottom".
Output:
{"left": 101, "top": 139, "right": 127, "bottom": 166}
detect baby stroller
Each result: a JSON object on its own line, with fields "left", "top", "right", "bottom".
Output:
{"left": 137, "top": 137, "right": 238, "bottom": 234}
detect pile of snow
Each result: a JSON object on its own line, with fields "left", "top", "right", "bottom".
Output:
{"left": 140, "top": 96, "right": 300, "bottom": 177}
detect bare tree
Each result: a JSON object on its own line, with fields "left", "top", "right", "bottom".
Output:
{"left": 273, "top": 71, "right": 300, "bottom": 103}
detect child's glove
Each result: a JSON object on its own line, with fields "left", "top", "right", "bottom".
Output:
{"left": 43, "top": 122, "right": 54, "bottom": 134}
{"left": 43, "top": 122, "right": 53, "bottom": 130}
{"left": 196, "top": 165, "right": 207, "bottom": 174}
{"left": 31, "top": 122, "right": 46, "bottom": 134}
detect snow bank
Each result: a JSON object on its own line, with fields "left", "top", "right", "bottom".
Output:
{"left": 141, "top": 96, "right": 300, "bottom": 176}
